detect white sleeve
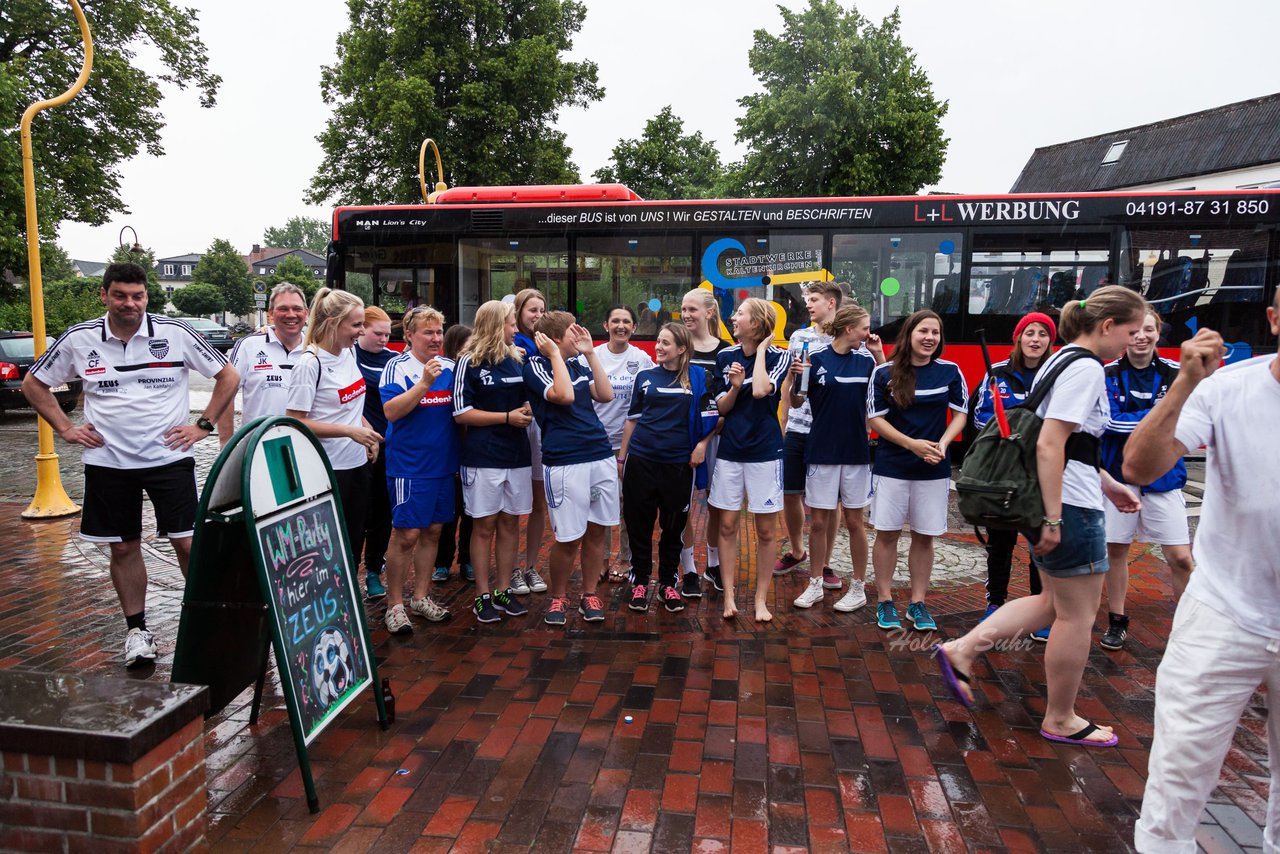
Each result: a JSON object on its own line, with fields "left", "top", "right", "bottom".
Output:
{"left": 28, "top": 333, "right": 78, "bottom": 386}
{"left": 1041, "top": 361, "right": 1102, "bottom": 428}
{"left": 286, "top": 353, "right": 320, "bottom": 414}
{"left": 1173, "top": 377, "right": 1215, "bottom": 451}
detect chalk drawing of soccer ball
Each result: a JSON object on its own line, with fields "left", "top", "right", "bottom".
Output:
{"left": 312, "top": 627, "right": 355, "bottom": 706}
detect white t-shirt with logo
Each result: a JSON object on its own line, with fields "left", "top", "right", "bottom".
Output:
{"left": 228, "top": 327, "right": 306, "bottom": 422}
{"left": 30, "top": 314, "right": 227, "bottom": 469}
{"left": 784, "top": 325, "right": 833, "bottom": 434}
{"left": 591, "top": 343, "right": 655, "bottom": 449}
{"left": 1031, "top": 345, "right": 1109, "bottom": 511}
{"left": 286, "top": 346, "right": 368, "bottom": 470}
{"left": 1175, "top": 356, "right": 1280, "bottom": 638}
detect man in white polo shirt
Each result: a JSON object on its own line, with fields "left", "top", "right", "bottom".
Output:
{"left": 1125, "top": 287, "right": 1280, "bottom": 852}
{"left": 23, "top": 263, "right": 239, "bottom": 668}
{"left": 217, "top": 281, "right": 308, "bottom": 444}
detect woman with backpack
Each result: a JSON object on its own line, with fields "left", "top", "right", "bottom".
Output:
{"left": 936, "top": 286, "right": 1146, "bottom": 748}
{"left": 867, "top": 309, "right": 968, "bottom": 634}
{"left": 971, "top": 312, "right": 1056, "bottom": 624}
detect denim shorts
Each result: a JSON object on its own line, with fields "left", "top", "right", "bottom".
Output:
{"left": 1023, "top": 503, "right": 1109, "bottom": 578}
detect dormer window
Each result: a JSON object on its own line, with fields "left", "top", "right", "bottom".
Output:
{"left": 1102, "top": 140, "right": 1128, "bottom": 165}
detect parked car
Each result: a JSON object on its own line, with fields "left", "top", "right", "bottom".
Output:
{"left": 176, "top": 317, "right": 234, "bottom": 353}
{"left": 0, "top": 331, "right": 81, "bottom": 415}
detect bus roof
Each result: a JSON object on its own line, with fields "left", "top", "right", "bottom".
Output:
{"left": 433, "top": 184, "right": 644, "bottom": 204}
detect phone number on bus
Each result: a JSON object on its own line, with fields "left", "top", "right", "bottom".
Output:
{"left": 1125, "top": 199, "right": 1270, "bottom": 217}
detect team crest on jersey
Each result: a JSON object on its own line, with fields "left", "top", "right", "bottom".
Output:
{"left": 85, "top": 349, "right": 105, "bottom": 375}
{"left": 626, "top": 360, "right": 640, "bottom": 373}
{"left": 148, "top": 339, "right": 169, "bottom": 359}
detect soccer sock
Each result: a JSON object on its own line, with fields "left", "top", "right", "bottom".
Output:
{"left": 125, "top": 611, "right": 147, "bottom": 632}
{"left": 707, "top": 545, "right": 720, "bottom": 567}
{"left": 680, "top": 547, "right": 696, "bottom": 575}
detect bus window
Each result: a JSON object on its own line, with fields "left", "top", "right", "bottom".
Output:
{"left": 576, "top": 236, "right": 694, "bottom": 337}
{"left": 832, "top": 231, "right": 962, "bottom": 337}
{"left": 1120, "top": 227, "right": 1277, "bottom": 348}
{"left": 697, "top": 233, "right": 824, "bottom": 341}
{"left": 459, "top": 237, "right": 569, "bottom": 324}
{"left": 969, "top": 232, "right": 1109, "bottom": 320}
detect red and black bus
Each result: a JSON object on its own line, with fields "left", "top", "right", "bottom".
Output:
{"left": 326, "top": 184, "right": 1279, "bottom": 388}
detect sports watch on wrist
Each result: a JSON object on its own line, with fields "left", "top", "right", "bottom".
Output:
{"left": 195, "top": 416, "right": 215, "bottom": 433}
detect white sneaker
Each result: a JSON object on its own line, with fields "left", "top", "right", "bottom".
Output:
{"left": 410, "top": 596, "right": 450, "bottom": 622}
{"left": 525, "top": 568, "right": 548, "bottom": 593}
{"left": 833, "top": 583, "right": 868, "bottom": 613}
{"left": 793, "top": 577, "right": 826, "bottom": 609}
{"left": 384, "top": 604, "right": 412, "bottom": 634}
{"left": 510, "top": 570, "right": 531, "bottom": 596}
{"left": 123, "top": 628, "right": 157, "bottom": 668}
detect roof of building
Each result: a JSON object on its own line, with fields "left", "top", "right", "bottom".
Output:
{"left": 73, "top": 260, "right": 107, "bottom": 278}
{"left": 246, "top": 245, "right": 291, "bottom": 267}
{"left": 1009, "top": 93, "right": 1280, "bottom": 193}
{"left": 155, "top": 253, "right": 203, "bottom": 265}
{"left": 253, "top": 248, "right": 326, "bottom": 268}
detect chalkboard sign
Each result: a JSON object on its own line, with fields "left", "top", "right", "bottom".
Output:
{"left": 255, "top": 494, "right": 372, "bottom": 744}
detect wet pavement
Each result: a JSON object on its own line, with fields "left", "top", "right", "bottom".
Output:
{"left": 0, "top": 409, "right": 1268, "bottom": 853}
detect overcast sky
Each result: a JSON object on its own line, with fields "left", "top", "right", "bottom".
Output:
{"left": 55, "top": 0, "right": 1279, "bottom": 262}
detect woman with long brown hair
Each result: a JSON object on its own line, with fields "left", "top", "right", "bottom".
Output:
{"left": 866, "top": 309, "right": 968, "bottom": 634}
{"left": 511, "top": 287, "right": 550, "bottom": 595}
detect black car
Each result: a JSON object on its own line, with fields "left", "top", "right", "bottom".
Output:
{"left": 0, "top": 331, "right": 81, "bottom": 414}
{"left": 175, "top": 317, "right": 234, "bottom": 353}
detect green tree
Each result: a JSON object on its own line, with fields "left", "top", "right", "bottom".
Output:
{"left": 108, "top": 244, "right": 167, "bottom": 309}
{"left": 171, "top": 282, "right": 224, "bottom": 317}
{"left": 263, "top": 216, "right": 330, "bottom": 254}
{"left": 268, "top": 254, "right": 322, "bottom": 301}
{"left": 192, "top": 239, "right": 252, "bottom": 316}
{"left": 728, "top": 2, "right": 947, "bottom": 197}
{"left": 306, "top": 0, "right": 603, "bottom": 206}
{"left": 0, "top": 1, "right": 220, "bottom": 279}
{"left": 592, "top": 107, "right": 724, "bottom": 200}
{"left": 0, "top": 277, "right": 104, "bottom": 337}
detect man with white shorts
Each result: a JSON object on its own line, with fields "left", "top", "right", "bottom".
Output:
{"left": 1099, "top": 308, "right": 1193, "bottom": 650}
{"left": 523, "top": 311, "right": 618, "bottom": 626}
{"left": 1126, "top": 297, "right": 1280, "bottom": 853}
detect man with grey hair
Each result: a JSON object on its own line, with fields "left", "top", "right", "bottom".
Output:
{"left": 217, "top": 281, "right": 308, "bottom": 444}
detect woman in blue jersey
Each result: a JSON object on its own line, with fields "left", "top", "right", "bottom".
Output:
{"left": 619, "top": 322, "right": 718, "bottom": 613}
{"left": 378, "top": 306, "right": 459, "bottom": 635}
{"left": 511, "top": 287, "right": 550, "bottom": 595}
{"left": 970, "top": 311, "right": 1056, "bottom": 622}
{"left": 710, "top": 297, "right": 792, "bottom": 622}
{"left": 453, "top": 301, "right": 535, "bottom": 624}
{"left": 867, "top": 309, "right": 968, "bottom": 634}
{"left": 790, "top": 303, "right": 878, "bottom": 613}
{"left": 936, "top": 286, "right": 1145, "bottom": 748}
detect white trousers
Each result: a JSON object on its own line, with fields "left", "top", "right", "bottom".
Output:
{"left": 1136, "top": 594, "right": 1280, "bottom": 853}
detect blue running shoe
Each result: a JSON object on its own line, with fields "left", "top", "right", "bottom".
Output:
{"left": 432, "top": 566, "right": 449, "bottom": 583}
{"left": 463, "top": 564, "right": 475, "bottom": 582}
{"left": 979, "top": 603, "right": 999, "bottom": 622}
{"left": 493, "top": 588, "right": 528, "bottom": 617}
{"left": 1029, "top": 625, "right": 1050, "bottom": 643}
{"left": 876, "top": 601, "right": 901, "bottom": 630}
{"left": 544, "top": 597, "right": 568, "bottom": 626}
{"left": 365, "top": 572, "right": 386, "bottom": 600}
{"left": 906, "top": 601, "right": 937, "bottom": 632}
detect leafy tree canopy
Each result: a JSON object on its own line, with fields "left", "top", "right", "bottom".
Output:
{"left": 306, "top": 0, "right": 603, "bottom": 206}
{"left": 267, "top": 254, "right": 321, "bottom": 302}
{"left": 263, "top": 216, "right": 330, "bottom": 254}
{"left": 728, "top": 1, "right": 947, "bottom": 197}
{"left": 592, "top": 107, "right": 724, "bottom": 201}
{"left": 0, "top": 1, "right": 221, "bottom": 278}
{"left": 171, "top": 281, "right": 224, "bottom": 317}
{"left": 192, "top": 238, "right": 252, "bottom": 316}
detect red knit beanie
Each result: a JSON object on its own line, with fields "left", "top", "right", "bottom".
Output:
{"left": 1013, "top": 311, "right": 1058, "bottom": 343}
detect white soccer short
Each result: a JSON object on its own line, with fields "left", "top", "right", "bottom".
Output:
{"left": 1105, "top": 486, "right": 1190, "bottom": 546}
{"left": 543, "top": 457, "right": 620, "bottom": 542}
{"left": 708, "top": 459, "right": 784, "bottom": 515}
{"left": 528, "top": 421, "right": 544, "bottom": 480}
{"left": 461, "top": 466, "right": 534, "bottom": 518}
{"left": 870, "top": 475, "right": 949, "bottom": 536}
{"left": 805, "top": 464, "right": 872, "bottom": 510}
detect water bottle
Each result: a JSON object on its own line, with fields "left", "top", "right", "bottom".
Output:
{"left": 796, "top": 340, "right": 811, "bottom": 400}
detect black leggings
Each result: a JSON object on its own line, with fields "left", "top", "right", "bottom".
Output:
{"left": 362, "top": 450, "right": 391, "bottom": 575}
{"left": 436, "top": 474, "right": 473, "bottom": 570}
{"left": 623, "top": 456, "right": 693, "bottom": 588}
{"left": 334, "top": 463, "right": 370, "bottom": 569}
{"left": 984, "top": 527, "right": 1042, "bottom": 606}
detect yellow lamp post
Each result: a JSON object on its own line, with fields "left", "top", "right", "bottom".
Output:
{"left": 20, "top": 0, "right": 93, "bottom": 519}
{"left": 418, "top": 138, "right": 449, "bottom": 204}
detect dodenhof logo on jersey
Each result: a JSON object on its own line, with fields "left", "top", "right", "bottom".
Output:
{"left": 338, "top": 378, "right": 366, "bottom": 404}
{"left": 148, "top": 339, "right": 170, "bottom": 359}
{"left": 419, "top": 389, "right": 452, "bottom": 407}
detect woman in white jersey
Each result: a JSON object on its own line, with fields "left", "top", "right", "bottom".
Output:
{"left": 936, "top": 285, "right": 1146, "bottom": 748}
{"left": 285, "top": 288, "right": 382, "bottom": 560}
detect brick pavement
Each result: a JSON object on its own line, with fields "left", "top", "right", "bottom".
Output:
{"left": 0, "top": 410, "right": 1268, "bottom": 852}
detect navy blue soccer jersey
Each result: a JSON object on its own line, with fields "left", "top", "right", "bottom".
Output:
{"left": 713, "top": 344, "right": 791, "bottom": 463}
{"left": 452, "top": 354, "right": 531, "bottom": 469}
{"left": 626, "top": 366, "right": 709, "bottom": 464}
{"left": 523, "top": 354, "right": 612, "bottom": 467}
{"left": 868, "top": 359, "right": 967, "bottom": 480}
{"left": 805, "top": 347, "right": 876, "bottom": 466}
{"left": 379, "top": 353, "right": 460, "bottom": 479}
{"left": 514, "top": 332, "right": 537, "bottom": 359}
